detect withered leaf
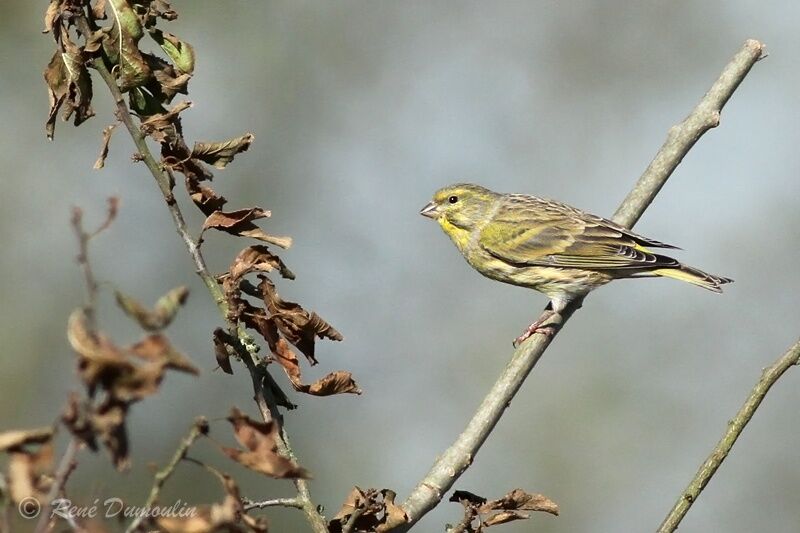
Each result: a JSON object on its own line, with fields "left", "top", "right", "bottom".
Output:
{"left": 258, "top": 275, "right": 342, "bottom": 365}
{"left": 143, "top": 52, "right": 191, "bottom": 103}
{"left": 480, "top": 489, "right": 559, "bottom": 516}
{"left": 92, "top": 0, "right": 108, "bottom": 20}
{"left": 93, "top": 398, "right": 130, "bottom": 470}
{"left": 137, "top": 0, "right": 178, "bottom": 29}
{"left": 62, "top": 392, "right": 99, "bottom": 451}
{"left": 450, "top": 491, "right": 487, "bottom": 506}
{"left": 43, "top": 0, "right": 62, "bottom": 34}
{"left": 192, "top": 133, "right": 254, "bottom": 169}
{"left": 68, "top": 308, "right": 197, "bottom": 405}
{"left": 302, "top": 371, "right": 362, "bottom": 396}
{"left": 130, "top": 333, "right": 200, "bottom": 375}
{"left": 185, "top": 176, "right": 227, "bottom": 216}
{"left": 230, "top": 245, "right": 295, "bottom": 281}
{"left": 212, "top": 327, "right": 235, "bottom": 375}
{"left": 93, "top": 123, "right": 118, "bottom": 169}
{"left": 483, "top": 511, "right": 529, "bottom": 527}
{"left": 7, "top": 441, "right": 54, "bottom": 504}
{"left": 115, "top": 285, "right": 190, "bottom": 331}
{"left": 221, "top": 407, "right": 310, "bottom": 479}
{"left": 0, "top": 427, "right": 54, "bottom": 452}
{"left": 377, "top": 489, "right": 408, "bottom": 533}
{"left": 202, "top": 207, "right": 292, "bottom": 248}
{"left": 139, "top": 100, "right": 192, "bottom": 145}
{"left": 150, "top": 28, "right": 195, "bottom": 74}
{"left": 272, "top": 341, "right": 360, "bottom": 395}
{"left": 103, "top": 0, "right": 152, "bottom": 91}
{"left": 329, "top": 487, "right": 407, "bottom": 533}
{"left": 450, "top": 488, "right": 558, "bottom": 532}
{"left": 129, "top": 85, "right": 166, "bottom": 117}
{"left": 44, "top": 34, "right": 95, "bottom": 139}
{"left": 62, "top": 394, "right": 130, "bottom": 470}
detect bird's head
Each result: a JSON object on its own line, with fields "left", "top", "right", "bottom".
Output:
{"left": 420, "top": 183, "right": 499, "bottom": 231}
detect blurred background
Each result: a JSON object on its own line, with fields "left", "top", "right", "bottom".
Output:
{"left": 2, "top": 1, "right": 799, "bottom": 532}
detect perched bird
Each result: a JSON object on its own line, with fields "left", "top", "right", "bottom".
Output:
{"left": 420, "top": 183, "right": 732, "bottom": 346}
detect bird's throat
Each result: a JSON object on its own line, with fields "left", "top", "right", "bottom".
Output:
{"left": 439, "top": 216, "right": 472, "bottom": 253}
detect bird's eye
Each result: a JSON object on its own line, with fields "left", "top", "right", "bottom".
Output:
{"left": 448, "top": 195, "right": 458, "bottom": 204}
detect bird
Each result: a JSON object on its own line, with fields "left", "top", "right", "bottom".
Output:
{"left": 420, "top": 183, "right": 732, "bottom": 346}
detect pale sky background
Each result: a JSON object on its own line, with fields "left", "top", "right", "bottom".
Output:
{"left": 2, "top": 2, "right": 800, "bottom": 532}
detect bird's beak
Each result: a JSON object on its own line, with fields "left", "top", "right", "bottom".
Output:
{"left": 419, "top": 201, "right": 439, "bottom": 219}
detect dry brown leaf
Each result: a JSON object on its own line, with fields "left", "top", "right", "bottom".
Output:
{"left": 302, "top": 371, "right": 362, "bottom": 396}
{"left": 221, "top": 407, "right": 310, "bottom": 479}
{"left": 92, "top": 0, "right": 108, "bottom": 20}
{"left": 7, "top": 441, "right": 54, "bottom": 504}
{"left": 482, "top": 511, "right": 529, "bottom": 527}
{"left": 0, "top": 427, "right": 54, "bottom": 452}
{"left": 271, "top": 339, "right": 303, "bottom": 387}
{"left": 139, "top": 100, "right": 192, "bottom": 145}
{"left": 129, "top": 333, "right": 199, "bottom": 375}
{"left": 43, "top": 0, "right": 62, "bottom": 34}
{"left": 115, "top": 286, "right": 190, "bottom": 331}
{"left": 258, "top": 276, "right": 342, "bottom": 365}
{"left": 62, "top": 392, "right": 98, "bottom": 452}
{"left": 480, "top": 489, "right": 559, "bottom": 516}
{"left": 43, "top": 32, "right": 95, "bottom": 139}
{"left": 185, "top": 175, "right": 227, "bottom": 216}
{"left": 212, "top": 328, "right": 235, "bottom": 375}
{"left": 192, "top": 133, "right": 254, "bottom": 169}
{"left": 450, "top": 488, "right": 558, "bottom": 532}
{"left": 329, "top": 487, "right": 407, "bottom": 533}
{"left": 93, "top": 399, "right": 130, "bottom": 470}
{"left": 229, "top": 245, "right": 295, "bottom": 281}
{"left": 202, "top": 207, "right": 292, "bottom": 249}
{"left": 93, "top": 123, "right": 117, "bottom": 169}
{"left": 271, "top": 338, "right": 359, "bottom": 396}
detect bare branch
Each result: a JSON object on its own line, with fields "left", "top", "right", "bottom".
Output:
{"left": 398, "top": 39, "right": 765, "bottom": 530}
{"left": 657, "top": 338, "right": 800, "bottom": 533}
{"left": 126, "top": 418, "right": 209, "bottom": 533}
{"left": 33, "top": 440, "right": 81, "bottom": 533}
{"left": 243, "top": 497, "right": 303, "bottom": 511}
{"left": 35, "top": 198, "right": 119, "bottom": 533}
{"left": 613, "top": 39, "right": 766, "bottom": 228}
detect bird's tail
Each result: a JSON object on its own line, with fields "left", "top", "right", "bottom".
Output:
{"left": 651, "top": 264, "right": 733, "bottom": 293}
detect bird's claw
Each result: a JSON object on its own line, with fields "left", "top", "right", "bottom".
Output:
{"left": 512, "top": 310, "right": 560, "bottom": 347}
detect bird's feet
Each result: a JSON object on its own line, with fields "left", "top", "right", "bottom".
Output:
{"left": 513, "top": 310, "right": 559, "bottom": 348}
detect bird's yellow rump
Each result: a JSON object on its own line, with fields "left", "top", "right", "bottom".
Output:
{"left": 420, "top": 183, "right": 732, "bottom": 345}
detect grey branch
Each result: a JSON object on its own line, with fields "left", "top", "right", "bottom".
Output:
{"left": 657, "top": 338, "right": 800, "bottom": 533}
{"left": 243, "top": 497, "right": 303, "bottom": 511}
{"left": 398, "top": 39, "right": 765, "bottom": 530}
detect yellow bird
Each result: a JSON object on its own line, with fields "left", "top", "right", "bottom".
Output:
{"left": 420, "top": 183, "right": 732, "bottom": 346}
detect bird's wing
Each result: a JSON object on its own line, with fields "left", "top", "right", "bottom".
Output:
{"left": 478, "top": 195, "right": 680, "bottom": 271}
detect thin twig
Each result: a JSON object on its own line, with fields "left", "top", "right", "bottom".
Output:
{"left": 126, "top": 418, "right": 209, "bottom": 533}
{"left": 35, "top": 200, "right": 118, "bottom": 533}
{"left": 657, "top": 338, "right": 800, "bottom": 533}
{"left": 243, "top": 497, "right": 303, "bottom": 511}
{"left": 33, "top": 439, "right": 81, "bottom": 533}
{"left": 341, "top": 506, "right": 366, "bottom": 533}
{"left": 398, "top": 39, "right": 765, "bottom": 530}
{"left": 74, "top": 15, "right": 328, "bottom": 533}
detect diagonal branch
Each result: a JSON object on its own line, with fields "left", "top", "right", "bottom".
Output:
{"left": 398, "top": 39, "right": 765, "bottom": 530}
{"left": 657, "top": 338, "right": 800, "bottom": 533}
{"left": 74, "top": 16, "right": 328, "bottom": 533}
